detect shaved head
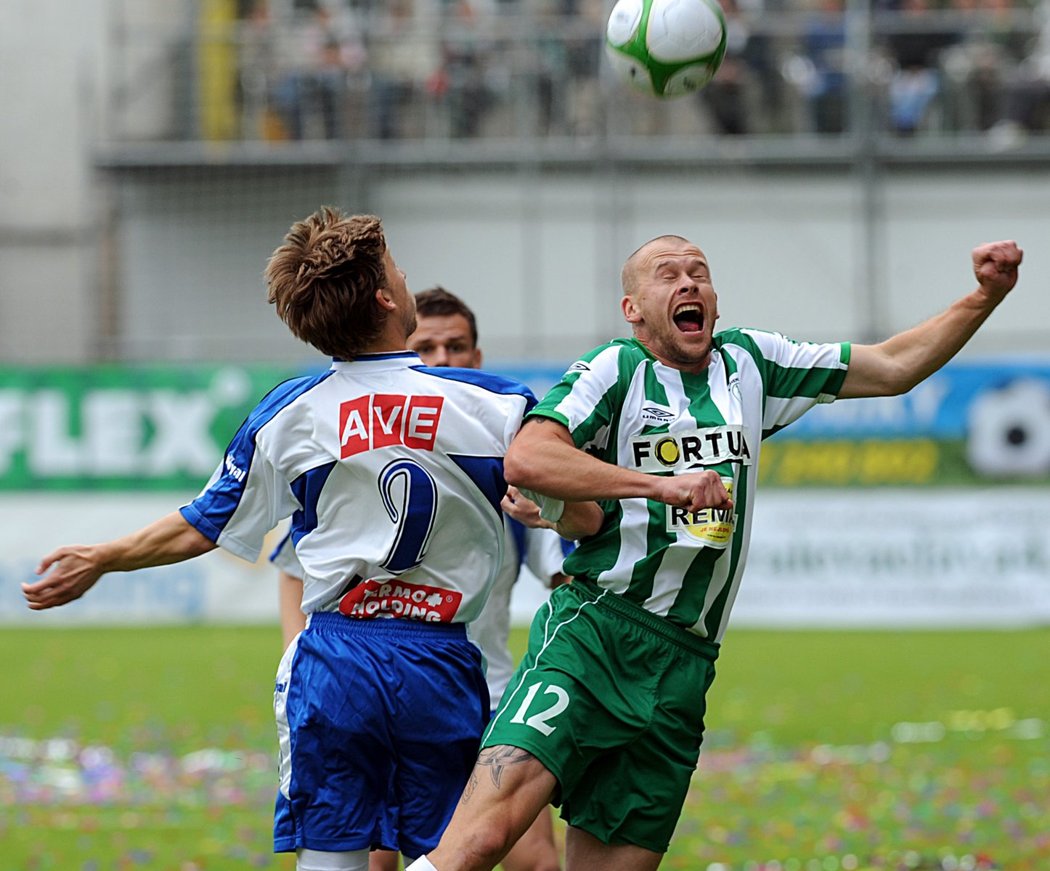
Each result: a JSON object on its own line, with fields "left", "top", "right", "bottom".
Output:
{"left": 621, "top": 235, "right": 692, "bottom": 295}
{"left": 617, "top": 233, "right": 718, "bottom": 373}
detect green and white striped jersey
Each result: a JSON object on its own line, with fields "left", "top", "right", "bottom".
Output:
{"left": 529, "top": 330, "right": 851, "bottom": 642}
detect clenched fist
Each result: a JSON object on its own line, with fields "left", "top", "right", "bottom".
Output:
{"left": 973, "top": 240, "right": 1023, "bottom": 302}
{"left": 651, "top": 469, "right": 733, "bottom": 513}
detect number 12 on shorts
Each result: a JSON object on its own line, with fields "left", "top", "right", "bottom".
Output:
{"left": 508, "top": 681, "right": 569, "bottom": 736}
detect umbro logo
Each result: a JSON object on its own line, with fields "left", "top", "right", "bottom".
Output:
{"left": 640, "top": 404, "right": 675, "bottom": 426}
{"left": 567, "top": 361, "right": 590, "bottom": 373}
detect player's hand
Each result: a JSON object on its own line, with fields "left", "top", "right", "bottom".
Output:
{"left": 652, "top": 470, "right": 733, "bottom": 513}
{"left": 501, "top": 486, "right": 555, "bottom": 529}
{"left": 973, "top": 240, "right": 1023, "bottom": 303}
{"left": 22, "top": 545, "right": 106, "bottom": 610}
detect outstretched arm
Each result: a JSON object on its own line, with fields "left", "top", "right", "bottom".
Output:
{"left": 22, "top": 511, "right": 216, "bottom": 611}
{"left": 504, "top": 417, "right": 733, "bottom": 521}
{"left": 841, "top": 240, "right": 1022, "bottom": 399}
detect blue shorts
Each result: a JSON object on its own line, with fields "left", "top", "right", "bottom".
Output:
{"left": 273, "top": 612, "right": 490, "bottom": 857}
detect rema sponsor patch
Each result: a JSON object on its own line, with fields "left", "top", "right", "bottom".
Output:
{"left": 667, "top": 478, "right": 736, "bottom": 548}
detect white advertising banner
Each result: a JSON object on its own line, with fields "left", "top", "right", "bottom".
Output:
{"left": 0, "top": 494, "right": 284, "bottom": 626}
{"left": 4, "top": 490, "right": 1049, "bottom": 628}
{"left": 732, "top": 488, "right": 1050, "bottom": 628}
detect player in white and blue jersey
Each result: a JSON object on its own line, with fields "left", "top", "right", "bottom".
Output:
{"left": 276, "top": 286, "right": 570, "bottom": 871}
{"left": 23, "top": 208, "right": 595, "bottom": 871}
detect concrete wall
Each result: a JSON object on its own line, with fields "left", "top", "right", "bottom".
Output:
{"left": 100, "top": 162, "right": 1050, "bottom": 368}
{"left": 0, "top": 0, "right": 104, "bottom": 362}
{"left": 0, "top": 0, "right": 182, "bottom": 363}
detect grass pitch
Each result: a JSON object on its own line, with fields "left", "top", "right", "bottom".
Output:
{"left": 2, "top": 625, "right": 1047, "bottom": 870}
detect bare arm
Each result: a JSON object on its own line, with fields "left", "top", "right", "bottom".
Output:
{"left": 504, "top": 418, "right": 733, "bottom": 517}
{"left": 278, "top": 570, "right": 308, "bottom": 650}
{"left": 841, "top": 240, "right": 1022, "bottom": 399}
{"left": 22, "top": 511, "right": 216, "bottom": 611}
{"left": 501, "top": 484, "right": 604, "bottom": 541}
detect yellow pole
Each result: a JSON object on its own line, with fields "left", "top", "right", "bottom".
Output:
{"left": 199, "top": 0, "right": 238, "bottom": 141}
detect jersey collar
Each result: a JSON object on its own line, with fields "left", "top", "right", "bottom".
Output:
{"left": 331, "top": 351, "right": 423, "bottom": 370}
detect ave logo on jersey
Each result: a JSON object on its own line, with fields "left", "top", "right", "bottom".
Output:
{"left": 339, "top": 394, "right": 444, "bottom": 458}
{"left": 631, "top": 425, "right": 752, "bottom": 473}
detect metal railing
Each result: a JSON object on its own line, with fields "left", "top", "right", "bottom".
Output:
{"left": 97, "top": 3, "right": 1050, "bottom": 159}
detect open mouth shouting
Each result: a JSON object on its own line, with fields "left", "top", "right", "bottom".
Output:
{"left": 673, "top": 302, "right": 705, "bottom": 335}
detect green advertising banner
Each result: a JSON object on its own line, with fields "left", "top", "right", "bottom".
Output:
{"left": 0, "top": 365, "right": 304, "bottom": 491}
{"left": 3, "top": 358, "right": 1049, "bottom": 491}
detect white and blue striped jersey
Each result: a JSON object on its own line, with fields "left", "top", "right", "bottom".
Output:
{"left": 468, "top": 520, "right": 570, "bottom": 709}
{"left": 272, "top": 516, "right": 569, "bottom": 707}
{"left": 180, "top": 352, "right": 536, "bottom": 624}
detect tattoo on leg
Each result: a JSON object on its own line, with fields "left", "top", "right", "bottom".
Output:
{"left": 461, "top": 769, "right": 479, "bottom": 804}
{"left": 477, "top": 745, "right": 535, "bottom": 790}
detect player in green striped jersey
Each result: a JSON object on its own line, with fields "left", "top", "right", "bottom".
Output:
{"left": 408, "top": 236, "right": 1023, "bottom": 871}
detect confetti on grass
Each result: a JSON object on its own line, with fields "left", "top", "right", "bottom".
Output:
{"left": 666, "top": 716, "right": 1048, "bottom": 871}
{"left": 3, "top": 715, "right": 1047, "bottom": 871}
{"left": 0, "top": 735, "right": 284, "bottom": 870}
{"left": 0, "top": 735, "right": 276, "bottom": 806}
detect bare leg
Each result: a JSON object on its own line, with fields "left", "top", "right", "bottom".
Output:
{"left": 370, "top": 850, "right": 400, "bottom": 871}
{"left": 499, "top": 804, "right": 561, "bottom": 871}
{"left": 564, "top": 826, "right": 662, "bottom": 871}
{"left": 424, "top": 745, "right": 557, "bottom": 871}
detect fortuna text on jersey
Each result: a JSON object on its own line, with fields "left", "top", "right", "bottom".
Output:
{"left": 630, "top": 425, "right": 753, "bottom": 473}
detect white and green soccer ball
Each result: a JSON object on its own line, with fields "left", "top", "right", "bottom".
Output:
{"left": 605, "top": 0, "right": 728, "bottom": 98}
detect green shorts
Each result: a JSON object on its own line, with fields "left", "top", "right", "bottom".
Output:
{"left": 482, "top": 578, "right": 719, "bottom": 853}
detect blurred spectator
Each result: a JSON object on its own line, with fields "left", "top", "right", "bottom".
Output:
{"left": 271, "top": 2, "right": 367, "bottom": 139}
{"left": 880, "top": 0, "right": 959, "bottom": 135}
{"left": 237, "top": 0, "right": 281, "bottom": 139}
{"left": 527, "top": 2, "right": 569, "bottom": 136}
{"left": 518, "top": 0, "right": 602, "bottom": 138}
{"left": 431, "top": 1, "right": 496, "bottom": 138}
{"left": 700, "top": 0, "right": 780, "bottom": 135}
{"left": 990, "top": 0, "right": 1050, "bottom": 141}
{"left": 940, "top": 0, "right": 1033, "bottom": 132}
{"left": 786, "top": 0, "right": 849, "bottom": 134}
{"left": 562, "top": 0, "right": 605, "bottom": 137}
{"left": 368, "top": 0, "right": 441, "bottom": 139}
{"left": 737, "top": 0, "right": 786, "bottom": 132}
{"left": 700, "top": 0, "right": 751, "bottom": 134}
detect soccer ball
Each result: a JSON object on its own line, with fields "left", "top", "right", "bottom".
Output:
{"left": 605, "top": 0, "right": 728, "bottom": 98}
